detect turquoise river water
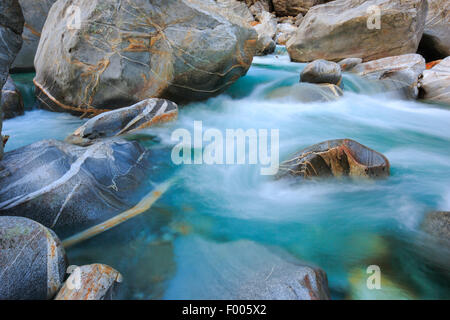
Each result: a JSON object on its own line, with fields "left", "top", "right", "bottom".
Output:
{"left": 4, "top": 47, "right": 450, "bottom": 299}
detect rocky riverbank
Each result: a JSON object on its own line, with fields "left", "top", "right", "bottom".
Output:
{"left": 1, "top": 0, "right": 449, "bottom": 300}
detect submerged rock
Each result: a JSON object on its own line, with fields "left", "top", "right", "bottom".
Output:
{"left": 12, "top": 0, "right": 57, "bottom": 71}
{"left": 1, "top": 75, "right": 24, "bottom": 119}
{"left": 350, "top": 54, "right": 426, "bottom": 99}
{"left": 165, "top": 236, "right": 330, "bottom": 300}
{"left": 267, "top": 82, "right": 343, "bottom": 103}
{"left": 66, "top": 98, "right": 178, "bottom": 146}
{"left": 300, "top": 60, "right": 342, "bottom": 86}
{"left": 338, "top": 58, "right": 363, "bottom": 71}
{"left": 277, "top": 139, "right": 390, "bottom": 181}
{"left": 287, "top": 0, "right": 428, "bottom": 63}
{"left": 34, "top": 0, "right": 257, "bottom": 114}
{"left": 0, "top": 139, "right": 150, "bottom": 234}
{"left": 421, "top": 211, "right": 450, "bottom": 242}
{"left": 419, "top": 57, "right": 450, "bottom": 105}
{"left": 55, "top": 264, "right": 122, "bottom": 300}
{"left": 0, "top": 0, "right": 24, "bottom": 160}
{"left": 0, "top": 216, "right": 67, "bottom": 300}
{"left": 418, "top": 0, "right": 450, "bottom": 60}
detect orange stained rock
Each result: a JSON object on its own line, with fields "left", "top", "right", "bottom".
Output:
{"left": 426, "top": 60, "right": 442, "bottom": 70}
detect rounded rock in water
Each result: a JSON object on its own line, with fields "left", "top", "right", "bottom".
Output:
{"left": 0, "top": 216, "right": 67, "bottom": 300}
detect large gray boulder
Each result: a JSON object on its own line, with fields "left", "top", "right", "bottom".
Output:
{"left": 419, "top": 56, "right": 450, "bottom": 105}
{"left": 287, "top": 0, "right": 428, "bottom": 63}
{"left": 0, "top": 139, "right": 150, "bottom": 235}
{"left": 350, "top": 54, "right": 426, "bottom": 99}
{"left": 0, "top": 0, "right": 24, "bottom": 160}
{"left": 277, "top": 139, "right": 390, "bottom": 181}
{"left": 300, "top": 60, "right": 343, "bottom": 86}
{"left": 12, "top": 0, "right": 57, "bottom": 71}
{"left": 55, "top": 264, "right": 122, "bottom": 300}
{"left": 34, "top": 0, "right": 257, "bottom": 115}
{"left": 0, "top": 216, "right": 67, "bottom": 300}
{"left": 419, "top": 0, "right": 450, "bottom": 60}
{"left": 66, "top": 98, "right": 178, "bottom": 146}
{"left": 1, "top": 75, "right": 24, "bottom": 119}
{"left": 165, "top": 236, "right": 330, "bottom": 300}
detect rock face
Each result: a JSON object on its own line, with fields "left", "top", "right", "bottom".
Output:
{"left": 0, "top": 216, "right": 67, "bottom": 300}
{"left": 12, "top": 0, "right": 56, "bottom": 71}
{"left": 419, "top": 57, "right": 450, "bottom": 105}
{"left": 275, "top": 22, "right": 297, "bottom": 45}
{"left": 418, "top": 0, "right": 450, "bottom": 60}
{"left": 300, "top": 60, "right": 342, "bottom": 86}
{"left": 350, "top": 54, "right": 426, "bottom": 99}
{"left": 1, "top": 75, "right": 24, "bottom": 119}
{"left": 253, "top": 11, "right": 277, "bottom": 55}
{"left": 34, "top": 0, "right": 257, "bottom": 115}
{"left": 0, "top": 0, "right": 24, "bottom": 160}
{"left": 55, "top": 264, "right": 122, "bottom": 300}
{"left": 277, "top": 139, "right": 390, "bottom": 180}
{"left": 0, "top": 139, "right": 150, "bottom": 235}
{"left": 66, "top": 98, "right": 178, "bottom": 146}
{"left": 273, "top": 0, "right": 328, "bottom": 16}
{"left": 287, "top": 0, "right": 428, "bottom": 63}
{"left": 421, "top": 211, "right": 450, "bottom": 242}
{"left": 165, "top": 236, "right": 330, "bottom": 300}
{"left": 267, "top": 83, "right": 343, "bottom": 102}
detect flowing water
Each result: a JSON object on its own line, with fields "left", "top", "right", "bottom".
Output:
{"left": 4, "top": 47, "right": 450, "bottom": 299}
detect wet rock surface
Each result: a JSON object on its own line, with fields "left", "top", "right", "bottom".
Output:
{"left": 66, "top": 98, "right": 178, "bottom": 146}
{"left": 34, "top": 0, "right": 257, "bottom": 114}
{"left": 300, "top": 59, "right": 342, "bottom": 86}
{"left": 55, "top": 264, "right": 122, "bottom": 300}
{"left": 267, "top": 82, "right": 343, "bottom": 102}
{"left": 350, "top": 54, "right": 426, "bottom": 99}
{"left": 165, "top": 236, "right": 330, "bottom": 300}
{"left": 421, "top": 211, "right": 450, "bottom": 242}
{"left": 0, "top": 138, "right": 150, "bottom": 235}
{"left": 277, "top": 139, "right": 390, "bottom": 180}
{"left": 272, "top": 0, "right": 329, "bottom": 16}
{"left": 338, "top": 58, "right": 363, "bottom": 71}
{"left": 0, "top": 216, "right": 67, "bottom": 300}
{"left": 1, "top": 75, "right": 24, "bottom": 119}
{"left": 287, "top": 0, "right": 428, "bottom": 63}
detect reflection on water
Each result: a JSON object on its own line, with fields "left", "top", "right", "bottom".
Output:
{"left": 4, "top": 48, "right": 450, "bottom": 299}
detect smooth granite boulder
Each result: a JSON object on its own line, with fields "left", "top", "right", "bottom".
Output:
{"left": 419, "top": 57, "right": 450, "bottom": 105}
{"left": 34, "top": 0, "right": 257, "bottom": 115}
{"left": 338, "top": 58, "right": 363, "bottom": 71}
{"left": 287, "top": 0, "right": 428, "bottom": 63}
{"left": 0, "top": 216, "right": 67, "bottom": 300}
{"left": 0, "top": 139, "right": 150, "bottom": 235}
{"left": 1, "top": 75, "right": 24, "bottom": 119}
{"left": 253, "top": 11, "right": 278, "bottom": 55}
{"left": 350, "top": 54, "right": 426, "bottom": 99}
{"left": 164, "top": 236, "right": 330, "bottom": 300}
{"left": 12, "top": 0, "right": 57, "bottom": 71}
{"left": 66, "top": 98, "right": 178, "bottom": 146}
{"left": 55, "top": 264, "right": 122, "bottom": 300}
{"left": 300, "top": 60, "right": 343, "bottom": 86}
{"left": 277, "top": 139, "right": 390, "bottom": 180}
{"left": 0, "top": 0, "right": 24, "bottom": 160}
